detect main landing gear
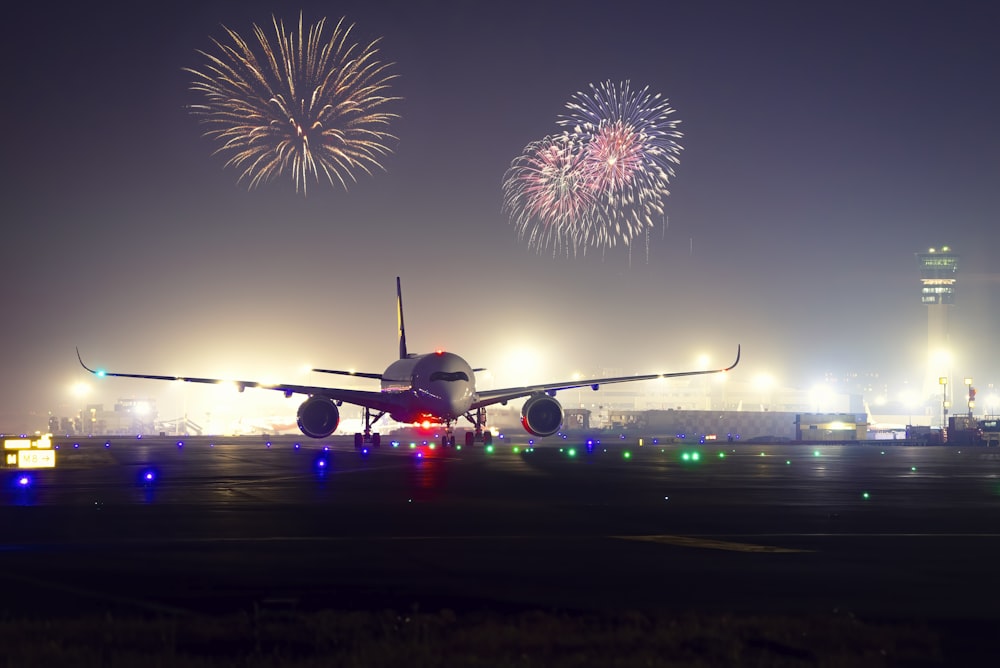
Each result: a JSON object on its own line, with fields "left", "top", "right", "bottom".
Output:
{"left": 458, "top": 407, "right": 494, "bottom": 448}
{"left": 437, "top": 425, "right": 492, "bottom": 448}
{"left": 354, "top": 406, "right": 385, "bottom": 449}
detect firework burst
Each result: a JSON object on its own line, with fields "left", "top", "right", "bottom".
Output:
{"left": 186, "top": 13, "right": 399, "bottom": 194}
{"left": 502, "top": 132, "right": 602, "bottom": 254}
{"left": 504, "top": 80, "right": 682, "bottom": 255}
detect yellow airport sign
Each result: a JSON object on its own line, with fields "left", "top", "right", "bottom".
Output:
{"left": 17, "top": 450, "right": 56, "bottom": 468}
{"left": 3, "top": 435, "right": 56, "bottom": 468}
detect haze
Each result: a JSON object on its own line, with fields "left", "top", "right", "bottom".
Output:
{"left": 3, "top": 0, "right": 998, "bottom": 432}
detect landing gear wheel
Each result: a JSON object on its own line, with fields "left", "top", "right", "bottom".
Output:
{"left": 372, "top": 433, "right": 381, "bottom": 448}
{"left": 465, "top": 432, "right": 475, "bottom": 448}
{"left": 483, "top": 431, "right": 493, "bottom": 446}
{"left": 354, "top": 433, "right": 363, "bottom": 449}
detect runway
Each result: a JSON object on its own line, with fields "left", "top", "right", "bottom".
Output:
{"left": 3, "top": 433, "right": 1000, "bottom": 660}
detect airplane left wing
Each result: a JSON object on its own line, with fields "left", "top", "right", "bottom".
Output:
{"left": 472, "top": 345, "right": 740, "bottom": 410}
{"left": 76, "top": 349, "right": 403, "bottom": 415}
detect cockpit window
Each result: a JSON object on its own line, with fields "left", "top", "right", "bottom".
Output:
{"left": 430, "top": 371, "right": 469, "bottom": 383}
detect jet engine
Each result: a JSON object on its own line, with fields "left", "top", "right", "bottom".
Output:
{"left": 296, "top": 396, "right": 340, "bottom": 439}
{"left": 520, "top": 393, "right": 563, "bottom": 437}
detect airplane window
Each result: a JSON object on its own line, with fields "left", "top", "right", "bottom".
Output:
{"left": 430, "top": 371, "right": 469, "bottom": 382}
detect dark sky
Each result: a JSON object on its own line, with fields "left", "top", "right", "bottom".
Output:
{"left": 3, "top": 0, "right": 998, "bottom": 430}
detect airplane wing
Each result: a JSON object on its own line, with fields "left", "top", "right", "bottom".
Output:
{"left": 471, "top": 345, "right": 740, "bottom": 410}
{"left": 76, "top": 349, "right": 404, "bottom": 414}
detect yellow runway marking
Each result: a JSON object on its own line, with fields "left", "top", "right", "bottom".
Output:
{"left": 614, "top": 535, "right": 813, "bottom": 553}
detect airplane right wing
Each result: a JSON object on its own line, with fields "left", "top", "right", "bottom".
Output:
{"left": 472, "top": 345, "right": 740, "bottom": 410}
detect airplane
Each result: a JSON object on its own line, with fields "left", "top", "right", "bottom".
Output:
{"left": 77, "top": 277, "right": 740, "bottom": 449}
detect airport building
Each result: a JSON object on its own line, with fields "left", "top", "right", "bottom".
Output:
{"left": 916, "top": 246, "right": 959, "bottom": 418}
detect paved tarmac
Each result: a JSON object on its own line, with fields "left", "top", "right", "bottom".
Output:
{"left": 2, "top": 433, "right": 1000, "bottom": 655}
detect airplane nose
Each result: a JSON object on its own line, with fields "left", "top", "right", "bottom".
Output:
{"left": 445, "top": 381, "right": 472, "bottom": 413}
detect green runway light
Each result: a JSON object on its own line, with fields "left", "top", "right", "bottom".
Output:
{"left": 911, "top": 466, "right": 917, "bottom": 472}
{"left": 813, "top": 450, "right": 821, "bottom": 457}
{"left": 786, "top": 460, "right": 791, "bottom": 465}
{"left": 513, "top": 447, "right": 520, "bottom": 453}
{"left": 623, "top": 451, "right": 631, "bottom": 459}
{"left": 485, "top": 445, "right": 494, "bottom": 454}
{"left": 863, "top": 492, "right": 870, "bottom": 500}
{"left": 567, "top": 448, "right": 577, "bottom": 457}
{"left": 760, "top": 452, "right": 766, "bottom": 457}
{"left": 718, "top": 452, "right": 725, "bottom": 459}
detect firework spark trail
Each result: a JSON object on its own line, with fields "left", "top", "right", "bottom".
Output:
{"left": 185, "top": 13, "right": 399, "bottom": 194}
{"left": 503, "top": 80, "right": 682, "bottom": 255}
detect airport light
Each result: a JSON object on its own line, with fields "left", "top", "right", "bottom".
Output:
{"left": 985, "top": 393, "right": 1000, "bottom": 417}
{"left": 809, "top": 383, "right": 835, "bottom": 413}
{"left": 753, "top": 373, "right": 775, "bottom": 411}
{"left": 899, "top": 389, "right": 919, "bottom": 426}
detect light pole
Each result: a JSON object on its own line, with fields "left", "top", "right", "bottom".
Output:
{"left": 964, "top": 377, "right": 975, "bottom": 419}
{"left": 939, "top": 376, "right": 949, "bottom": 435}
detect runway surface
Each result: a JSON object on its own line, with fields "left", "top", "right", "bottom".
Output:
{"left": 3, "top": 433, "right": 1000, "bottom": 658}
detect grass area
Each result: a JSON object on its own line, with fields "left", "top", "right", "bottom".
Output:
{"left": 0, "top": 608, "right": 945, "bottom": 667}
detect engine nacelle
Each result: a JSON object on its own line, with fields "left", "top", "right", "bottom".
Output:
{"left": 296, "top": 396, "right": 341, "bottom": 439}
{"left": 520, "top": 393, "right": 563, "bottom": 437}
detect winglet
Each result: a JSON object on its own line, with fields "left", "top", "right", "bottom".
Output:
{"left": 725, "top": 345, "right": 741, "bottom": 372}
{"left": 396, "top": 276, "right": 408, "bottom": 359}
{"left": 76, "top": 347, "right": 99, "bottom": 375}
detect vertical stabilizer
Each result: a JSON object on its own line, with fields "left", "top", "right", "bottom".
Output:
{"left": 396, "top": 277, "right": 408, "bottom": 359}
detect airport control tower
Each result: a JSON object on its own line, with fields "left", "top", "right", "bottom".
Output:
{"left": 916, "top": 246, "right": 959, "bottom": 414}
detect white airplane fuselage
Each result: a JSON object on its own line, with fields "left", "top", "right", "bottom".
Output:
{"left": 379, "top": 351, "right": 475, "bottom": 423}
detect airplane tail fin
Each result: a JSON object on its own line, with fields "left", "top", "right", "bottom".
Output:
{"left": 397, "top": 276, "right": 408, "bottom": 359}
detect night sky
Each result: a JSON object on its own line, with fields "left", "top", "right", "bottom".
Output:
{"left": 4, "top": 1, "right": 998, "bottom": 431}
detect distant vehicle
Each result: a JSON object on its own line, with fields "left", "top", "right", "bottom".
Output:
{"left": 78, "top": 278, "right": 739, "bottom": 448}
{"left": 980, "top": 419, "right": 1000, "bottom": 447}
